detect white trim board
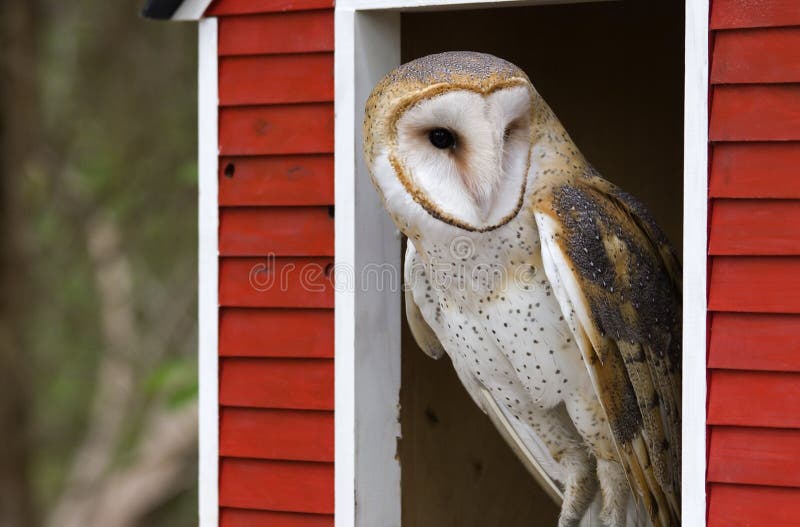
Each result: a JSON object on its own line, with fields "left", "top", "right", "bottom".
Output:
{"left": 335, "top": 9, "right": 403, "bottom": 527}
{"left": 172, "top": 0, "right": 214, "bottom": 20}
{"left": 197, "top": 17, "right": 219, "bottom": 527}
{"left": 335, "top": 1, "right": 708, "bottom": 526}
{"left": 683, "top": 0, "right": 709, "bottom": 525}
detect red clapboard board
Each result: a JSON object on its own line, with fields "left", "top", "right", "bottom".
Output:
{"left": 709, "top": 199, "right": 800, "bottom": 255}
{"left": 220, "top": 407, "right": 334, "bottom": 462}
{"left": 220, "top": 358, "right": 334, "bottom": 410}
{"left": 219, "top": 10, "right": 334, "bottom": 56}
{"left": 220, "top": 458, "right": 334, "bottom": 514}
{"left": 708, "top": 256, "right": 800, "bottom": 313}
{"left": 708, "top": 370, "right": 800, "bottom": 428}
{"left": 710, "top": 142, "right": 800, "bottom": 198}
{"left": 219, "top": 207, "right": 334, "bottom": 256}
{"left": 711, "top": 85, "right": 800, "bottom": 142}
{"left": 220, "top": 54, "right": 333, "bottom": 106}
{"left": 710, "top": 0, "right": 800, "bottom": 29}
{"left": 709, "top": 312, "right": 800, "bottom": 372}
{"left": 221, "top": 509, "right": 333, "bottom": 527}
{"left": 220, "top": 308, "right": 333, "bottom": 358}
{"left": 219, "top": 155, "right": 333, "bottom": 206}
{"left": 709, "top": 484, "right": 800, "bottom": 527}
{"left": 219, "top": 257, "right": 334, "bottom": 308}
{"left": 709, "top": 426, "right": 800, "bottom": 487}
{"left": 207, "top": 0, "right": 334, "bottom": 16}
{"left": 219, "top": 104, "right": 334, "bottom": 156}
{"left": 712, "top": 27, "right": 800, "bottom": 84}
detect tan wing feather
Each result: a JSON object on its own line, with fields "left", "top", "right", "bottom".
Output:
{"left": 533, "top": 174, "right": 682, "bottom": 527}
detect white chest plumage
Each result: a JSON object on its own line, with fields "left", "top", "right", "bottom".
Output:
{"left": 407, "top": 212, "right": 591, "bottom": 423}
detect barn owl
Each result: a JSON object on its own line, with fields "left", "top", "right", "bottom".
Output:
{"left": 363, "top": 52, "right": 681, "bottom": 527}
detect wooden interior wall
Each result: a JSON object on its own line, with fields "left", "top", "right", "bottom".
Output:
{"left": 208, "top": 1, "right": 335, "bottom": 525}
{"left": 708, "top": 2, "right": 800, "bottom": 525}
{"left": 400, "top": 4, "right": 683, "bottom": 526}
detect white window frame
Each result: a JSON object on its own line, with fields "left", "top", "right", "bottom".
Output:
{"left": 333, "top": 1, "right": 709, "bottom": 527}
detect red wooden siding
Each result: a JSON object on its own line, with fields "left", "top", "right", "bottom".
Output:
{"left": 221, "top": 509, "right": 334, "bottom": 527}
{"left": 210, "top": 0, "right": 335, "bottom": 522}
{"left": 708, "top": 484, "right": 800, "bottom": 527}
{"left": 709, "top": 313, "right": 800, "bottom": 372}
{"left": 219, "top": 155, "right": 334, "bottom": 206}
{"left": 219, "top": 459, "right": 334, "bottom": 514}
{"left": 708, "top": 3, "right": 800, "bottom": 520}
{"left": 710, "top": 0, "right": 800, "bottom": 30}
{"left": 710, "top": 143, "right": 800, "bottom": 198}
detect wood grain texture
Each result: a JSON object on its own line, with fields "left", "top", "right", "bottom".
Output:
{"left": 709, "top": 312, "right": 800, "bottom": 372}
{"left": 711, "top": 85, "right": 800, "bottom": 141}
{"left": 220, "top": 54, "right": 333, "bottom": 106}
{"left": 708, "top": 484, "right": 800, "bottom": 527}
{"left": 220, "top": 358, "right": 334, "bottom": 410}
{"left": 219, "top": 207, "right": 334, "bottom": 256}
{"left": 220, "top": 408, "right": 334, "bottom": 462}
{"left": 712, "top": 27, "right": 800, "bottom": 84}
{"left": 709, "top": 199, "right": 800, "bottom": 255}
{"left": 218, "top": 10, "right": 333, "bottom": 56}
{"left": 219, "top": 155, "right": 333, "bottom": 206}
{"left": 219, "top": 257, "right": 333, "bottom": 308}
{"left": 710, "top": 142, "right": 800, "bottom": 198}
{"left": 708, "top": 370, "right": 800, "bottom": 428}
{"left": 221, "top": 509, "right": 333, "bottom": 527}
{"left": 219, "top": 104, "right": 333, "bottom": 156}
{"left": 220, "top": 308, "right": 333, "bottom": 358}
{"left": 219, "top": 458, "right": 334, "bottom": 514}
{"left": 710, "top": 0, "right": 800, "bottom": 29}
{"left": 709, "top": 426, "right": 800, "bottom": 487}
{"left": 207, "top": 0, "right": 333, "bottom": 16}
{"left": 709, "top": 256, "right": 800, "bottom": 313}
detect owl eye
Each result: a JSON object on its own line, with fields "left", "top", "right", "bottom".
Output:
{"left": 428, "top": 128, "right": 456, "bottom": 149}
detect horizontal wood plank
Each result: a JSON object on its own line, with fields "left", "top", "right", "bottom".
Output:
{"left": 219, "top": 155, "right": 333, "bottom": 206}
{"left": 709, "top": 256, "right": 800, "bottom": 313}
{"left": 710, "top": 142, "right": 800, "bottom": 198}
{"left": 220, "top": 54, "right": 333, "bottom": 106}
{"left": 710, "top": 313, "right": 800, "bottom": 372}
{"left": 220, "top": 408, "right": 334, "bottom": 462}
{"left": 220, "top": 358, "right": 334, "bottom": 410}
{"left": 220, "top": 308, "right": 333, "bottom": 358}
{"left": 219, "top": 11, "right": 333, "bottom": 56}
{"left": 219, "top": 207, "right": 334, "bottom": 256}
{"left": 708, "top": 370, "right": 800, "bottom": 428}
{"left": 219, "top": 257, "right": 333, "bottom": 308}
{"left": 709, "top": 200, "right": 800, "bottom": 255}
{"left": 219, "top": 458, "right": 333, "bottom": 514}
{"left": 207, "top": 0, "right": 333, "bottom": 16}
{"left": 221, "top": 509, "right": 333, "bottom": 527}
{"left": 710, "top": 0, "right": 800, "bottom": 29}
{"left": 220, "top": 104, "right": 333, "bottom": 156}
{"left": 709, "top": 484, "right": 800, "bottom": 527}
{"left": 709, "top": 426, "right": 800, "bottom": 487}
{"left": 711, "top": 85, "right": 800, "bottom": 142}
{"left": 712, "top": 27, "right": 800, "bottom": 84}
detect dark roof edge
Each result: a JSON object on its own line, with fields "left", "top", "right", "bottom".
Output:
{"left": 141, "top": 0, "right": 185, "bottom": 19}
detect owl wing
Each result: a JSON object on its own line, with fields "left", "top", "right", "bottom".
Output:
{"left": 533, "top": 175, "right": 681, "bottom": 527}
{"left": 403, "top": 243, "right": 564, "bottom": 505}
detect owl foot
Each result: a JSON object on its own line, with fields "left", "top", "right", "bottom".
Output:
{"left": 597, "top": 458, "right": 629, "bottom": 527}
{"left": 557, "top": 448, "right": 598, "bottom": 527}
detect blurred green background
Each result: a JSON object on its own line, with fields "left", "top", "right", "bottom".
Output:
{"left": 1, "top": 1, "right": 198, "bottom": 526}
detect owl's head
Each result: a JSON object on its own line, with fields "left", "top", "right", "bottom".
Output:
{"left": 364, "top": 51, "right": 553, "bottom": 235}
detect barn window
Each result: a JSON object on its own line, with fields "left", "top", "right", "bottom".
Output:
{"left": 336, "top": 0, "right": 706, "bottom": 525}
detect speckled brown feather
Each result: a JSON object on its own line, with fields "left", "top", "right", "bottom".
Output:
{"left": 533, "top": 167, "right": 682, "bottom": 527}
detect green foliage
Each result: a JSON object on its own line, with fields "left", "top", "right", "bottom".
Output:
{"left": 17, "top": 0, "right": 200, "bottom": 523}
